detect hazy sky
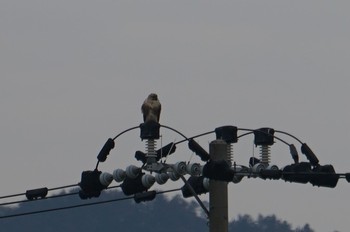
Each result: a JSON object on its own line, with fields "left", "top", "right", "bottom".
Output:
{"left": 1, "top": 1, "right": 349, "bottom": 231}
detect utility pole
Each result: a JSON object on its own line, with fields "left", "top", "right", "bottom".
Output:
{"left": 209, "top": 140, "right": 229, "bottom": 232}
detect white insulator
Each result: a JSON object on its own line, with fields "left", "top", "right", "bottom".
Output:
{"left": 266, "top": 165, "right": 279, "bottom": 171}
{"left": 99, "top": 172, "right": 113, "bottom": 187}
{"left": 231, "top": 166, "right": 244, "bottom": 184}
{"left": 126, "top": 165, "right": 140, "bottom": 179}
{"left": 173, "top": 161, "right": 187, "bottom": 175}
{"left": 227, "top": 143, "right": 234, "bottom": 166}
{"left": 203, "top": 178, "right": 210, "bottom": 191}
{"left": 113, "top": 169, "right": 126, "bottom": 182}
{"left": 260, "top": 145, "right": 271, "bottom": 166}
{"left": 168, "top": 171, "right": 180, "bottom": 181}
{"left": 155, "top": 173, "right": 169, "bottom": 185}
{"left": 252, "top": 163, "right": 265, "bottom": 173}
{"left": 141, "top": 174, "right": 155, "bottom": 188}
{"left": 186, "top": 163, "right": 202, "bottom": 176}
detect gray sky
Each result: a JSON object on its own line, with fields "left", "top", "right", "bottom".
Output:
{"left": 1, "top": 1, "right": 350, "bottom": 231}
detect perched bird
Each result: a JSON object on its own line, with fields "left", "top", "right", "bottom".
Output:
{"left": 141, "top": 93, "right": 161, "bottom": 123}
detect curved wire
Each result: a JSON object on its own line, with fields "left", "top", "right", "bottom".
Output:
{"left": 112, "top": 125, "right": 140, "bottom": 141}
{"left": 160, "top": 125, "right": 188, "bottom": 141}
{"left": 176, "top": 130, "right": 215, "bottom": 145}
{"left": 237, "top": 131, "right": 253, "bottom": 139}
{"left": 274, "top": 130, "right": 304, "bottom": 144}
{"left": 0, "top": 188, "right": 181, "bottom": 220}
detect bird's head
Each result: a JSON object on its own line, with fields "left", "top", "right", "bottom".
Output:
{"left": 148, "top": 93, "right": 158, "bottom": 100}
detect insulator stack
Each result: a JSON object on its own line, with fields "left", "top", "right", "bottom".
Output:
{"left": 260, "top": 145, "right": 271, "bottom": 166}
{"left": 227, "top": 143, "right": 234, "bottom": 166}
{"left": 215, "top": 125, "right": 238, "bottom": 167}
{"left": 140, "top": 121, "right": 160, "bottom": 164}
{"left": 145, "top": 139, "right": 157, "bottom": 160}
{"left": 254, "top": 127, "right": 275, "bottom": 167}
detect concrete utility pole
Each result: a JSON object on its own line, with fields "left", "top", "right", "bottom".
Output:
{"left": 209, "top": 140, "right": 229, "bottom": 232}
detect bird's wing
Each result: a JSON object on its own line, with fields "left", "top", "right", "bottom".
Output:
{"left": 141, "top": 100, "right": 150, "bottom": 122}
{"left": 156, "top": 101, "right": 161, "bottom": 122}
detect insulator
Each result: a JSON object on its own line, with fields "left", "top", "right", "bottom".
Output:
{"left": 141, "top": 174, "right": 156, "bottom": 188}
{"left": 260, "top": 145, "right": 271, "bottom": 166}
{"left": 203, "top": 178, "right": 210, "bottom": 190}
{"left": 155, "top": 173, "right": 169, "bottom": 185}
{"left": 113, "top": 169, "right": 126, "bottom": 182}
{"left": 252, "top": 163, "right": 265, "bottom": 173}
{"left": 97, "top": 138, "right": 115, "bottom": 162}
{"left": 99, "top": 172, "right": 113, "bottom": 186}
{"left": 26, "top": 187, "right": 48, "bottom": 200}
{"left": 186, "top": 163, "right": 202, "bottom": 176}
{"left": 231, "top": 166, "right": 244, "bottom": 184}
{"left": 168, "top": 171, "right": 180, "bottom": 181}
{"left": 173, "top": 161, "right": 187, "bottom": 176}
{"left": 227, "top": 143, "right": 234, "bottom": 166}
{"left": 301, "top": 143, "right": 319, "bottom": 166}
{"left": 134, "top": 191, "right": 157, "bottom": 203}
{"left": 266, "top": 165, "right": 279, "bottom": 171}
{"left": 126, "top": 165, "right": 140, "bottom": 179}
{"left": 146, "top": 139, "right": 157, "bottom": 158}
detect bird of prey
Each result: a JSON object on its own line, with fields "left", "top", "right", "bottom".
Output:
{"left": 141, "top": 93, "right": 161, "bottom": 123}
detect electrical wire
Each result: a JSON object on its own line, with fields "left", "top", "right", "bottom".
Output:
{"left": 0, "top": 184, "right": 79, "bottom": 200}
{"left": 0, "top": 185, "right": 121, "bottom": 207}
{"left": 112, "top": 125, "right": 140, "bottom": 141}
{"left": 275, "top": 130, "right": 303, "bottom": 144}
{"left": 160, "top": 125, "right": 189, "bottom": 141}
{"left": 0, "top": 188, "right": 181, "bottom": 220}
{"left": 176, "top": 130, "right": 215, "bottom": 145}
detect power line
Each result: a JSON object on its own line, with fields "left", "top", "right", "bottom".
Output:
{"left": 0, "top": 188, "right": 180, "bottom": 220}
{"left": 0, "top": 185, "right": 121, "bottom": 207}
{"left": 0, "top": 184, "right": 78, "bottom": 200}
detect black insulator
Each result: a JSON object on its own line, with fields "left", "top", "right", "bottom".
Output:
{"left": 25, "top": 187, "right": 48, "bottom": 200}
{"left": 202, "top": 160, "right": 234, "bottom": 182}
{"left": 156, "top": 142, "right": 176, "bottom": 159}
{"left": 134, "top": 191, "right": 157, "bottom": 203}
{"left": 79, "top": 170, "right": 105, "bottom": 199}
{"left": 121, "top": 173, "right": 148, "bottom": 196}
{"left": 310, "top": 165, "right": 338, "bottom": 188}
{"left": 140, "top": 121, "right": 160, "bottom": 140}
{"left": 135, "top": 151, "right": 147, "bottom": 163}
{"left": 188, "top": 139, "right": 210, "bottom": 161}
{"left": 260, "top": 169, "right": 282, "bottom": 180}
{"left": 181, "top": 176, "right": 208, "bottom": 198}
{"left": 301, "top": 143, "right": 319, "bottom": 166}
{"left": 97, "top": 138, "right": 115, "bottom": 162}
{"left": 282, "top": 162, "right": 312, "bottom": 184}
{"left": 254, "top": 128, "right": 275, "bottom": 146}
{"left": 346, "top": 173, "right": 350, "bottom": 183}
{"left": 289, "top": 144, "right": 299, "bottom": 164}
{"left": 215, "top": 126, "right": 238, "bottom": 143}
{"left": 249, "top": 157, "right": 260, "bottom": 167}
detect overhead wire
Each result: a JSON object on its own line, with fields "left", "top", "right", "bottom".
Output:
{"left": 0, "top": 184, "right": 79, "bottom": 200}
{"left": 0, "top": 188, "right": 181, "bottom": 220}
{"left": 0, "top": 185, "right": 121, "bottom": 207}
